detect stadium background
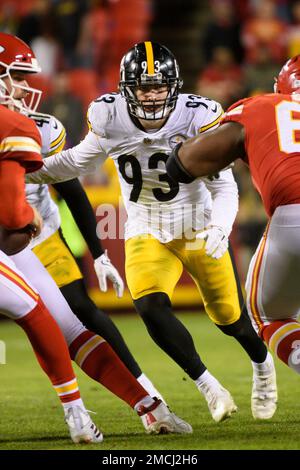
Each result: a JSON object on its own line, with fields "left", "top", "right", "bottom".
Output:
{"left": 0, "top": 0, "right": 299, "bottom": 310}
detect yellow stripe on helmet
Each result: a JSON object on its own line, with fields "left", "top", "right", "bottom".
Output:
{"left": 144, "top": 41, "right": 155, "bottom": 75}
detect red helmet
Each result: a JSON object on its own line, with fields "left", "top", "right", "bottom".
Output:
{"left": 274, "top": 55, "right": 300, "bottom": 94}
{"left": 0, "top": 32, "right": 42, "bottom": 112}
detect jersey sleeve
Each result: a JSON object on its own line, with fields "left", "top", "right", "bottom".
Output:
{"left": 47, "top": 116, "right": 67, "bottom": 156}
{"left": 87, "top": 98, "right": 111, "bottom": 137}
{"left": 0, "top": 113, "right": 43, "bottom": 173}
{"left": 220, "top": 97, "right": 253, "bottom": 126}
{"left": 193, "top": 99, "right": 224, "bottom": 135}
{"left": 202, "top": 168, "right": 239, "bottom": 235}
{"left": 27, "top": 130, "right": 108, "bottom": 184}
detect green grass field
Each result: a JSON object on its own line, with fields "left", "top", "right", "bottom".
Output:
{"left": 0, "top": 312, "right": 300, "bottom": 450}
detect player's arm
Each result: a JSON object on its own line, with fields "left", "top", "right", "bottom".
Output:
{"left": 166, "top": 122, "right": 245, "bottom": 181}
{"left": 27, "top": 101, "right": 109, "bottom": 184}
{"left": 196, "top": 167, "right": 239, "bottom": 259}
{"left": 50, "top": 112, "right": 124, "bottom": 297}
{"left": 203, "top": 168, "right": 239, "bottom": 232}
{"left": 26, "top": 131, "right": 107, "bottom": 184}
{"left": 167, "top": 100, "right": 244, "bottom": 259}
{"left": 0, "top": 115, "right": 43, "bottom": 229}
{"left": 53, "top": 178, "right": 104, "bottom": 258}
{"left": 53, "top": 177, "right": 124, "bottom": 297}
{"left": 0, "top": 160, "right": 35, "bottom": 229}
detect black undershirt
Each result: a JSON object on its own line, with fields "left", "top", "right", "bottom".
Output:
{"left": 53, "top": 178, "right": 104, "bottom": 259}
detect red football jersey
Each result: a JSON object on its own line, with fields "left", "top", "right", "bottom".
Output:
{"left": 0, "top": 104, "right": 42, "bottom": 171}
{"left": 0, "top": 105, "right": 43, "bottom": 228}
{"left": 221, "top": 93, "right": 300, "bottom": 216}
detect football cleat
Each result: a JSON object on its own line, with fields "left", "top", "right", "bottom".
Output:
{"left": 65, "top": 406, "right": 103, "bottom": 444}
{"left": 138, "top": 398, "right": 192, "bottom": 434}
{"left": 201, "top": 384, "right": 237, "bottom": 422}
{"left": 251, "top": 355, "right": 277, "bottom": 420}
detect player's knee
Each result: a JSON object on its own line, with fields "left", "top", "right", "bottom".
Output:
{"left": 217, "top": 305, "right": 252, "bottom": 337}
{"left": 60, "top": 284, "right": 94, "bottom": 319}
{"left": 134, "top": 292, "right": 171, "bottom": 322}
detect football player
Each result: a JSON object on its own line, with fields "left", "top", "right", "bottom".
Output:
{"left": 0, "top": 33, "right": 192, "bottom": 437}
{"left": 0, "top": 31, "right": 166, "bottom": 404}
{"left": 28, "top": 41, "right": 277, "bottom": 421}
{"left": 167, "top": 55, "right": 300, "bottom": 384}
{"left": 0, "top": 93, "right": 105, "bottom": 444}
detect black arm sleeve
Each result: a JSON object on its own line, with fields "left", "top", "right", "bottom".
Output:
{"left": 166, "top": 143, "right": 196, "bottom": 184}
{"left": 53, "top": 178, "right": 104, "bottom": 259}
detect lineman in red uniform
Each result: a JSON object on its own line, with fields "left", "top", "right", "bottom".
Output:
{"left": 0, "top": 104, "right": 106, "bottom": 443}
{"left": 166, "top": 55, "right": 300, "bottom": 384}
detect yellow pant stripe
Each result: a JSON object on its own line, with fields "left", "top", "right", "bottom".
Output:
{"left": 250, "top": 231, "right": 268, "bottom": 331}
{"left": 0, "top": 262, "right": 39, "bottom": 301}
{"left": 144, "top": 41, "right": 154, "bottom": 74}
{"left": 269, "top": 322, "right": 300, "bottom": 353}
{"left": 74, "top": 335, "right": 105, "bottom": 367}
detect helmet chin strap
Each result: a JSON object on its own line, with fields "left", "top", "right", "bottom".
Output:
{"left": 0, "top": 75, "right": 16, "bottom": 108}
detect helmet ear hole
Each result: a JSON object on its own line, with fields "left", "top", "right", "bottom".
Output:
{"left": 119, "top": 41, "right": 182, "bottom": 120}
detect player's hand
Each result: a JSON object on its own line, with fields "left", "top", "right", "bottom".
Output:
{"left": 29, "top": 207, "right": 43, "bottom": 238}
{"left": 94, "top": 250, "right": 124, "bottom": 298}
{"left": 196, "top": 226, "right": 229, "bottom": 259}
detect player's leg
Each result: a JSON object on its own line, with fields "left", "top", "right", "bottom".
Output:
{"left": 0, "top": 250, "right": 102, "bottom": 443}
{"left": 33, "top": 229, "right": 164, "bottom": 400}
{"left": 246, "top": 205, "right": 300, "bottom": 380}
{"left": 127, "top": 235, "right": 235, "bottom": 422}
{"left": 170, "top": 236, "right": 276, "bottom": 420}
{"left": 11, "top": 246, "right": 191, "bottom": 434}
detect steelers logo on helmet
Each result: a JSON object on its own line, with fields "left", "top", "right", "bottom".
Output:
{"left": 119, "top": 41, "right": 183, "bottom": 121}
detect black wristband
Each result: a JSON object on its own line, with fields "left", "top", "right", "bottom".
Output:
{"left": 166, "top": 143, "right": 195, "bottom": 184}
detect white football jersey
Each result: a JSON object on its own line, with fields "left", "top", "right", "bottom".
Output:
{"left": 27, "top": 93, "right": 238, "bottom": 242}
{"left": 26, "top": 112, "right": 66, "bottom": 247}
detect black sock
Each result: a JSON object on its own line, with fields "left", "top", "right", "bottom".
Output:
{"left": 60, "top": 280, "right": 142, "bottom": 377}
{"left": 134, "top": 292, "right": 206, "bottom": 380}
{"left": 216, "top": 306, "right": 268, "bottom": 363}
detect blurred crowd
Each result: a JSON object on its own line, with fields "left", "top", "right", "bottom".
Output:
{"left": 0, "top": 0, "right": 299, "bottom": 279}
{"left": 196, "top": 0, "right": 300, "bottom": 276}
{"left": 0, "top": 0, "right": 152, "bottom": 145}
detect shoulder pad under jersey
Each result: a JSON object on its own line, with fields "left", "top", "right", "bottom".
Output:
{"left": 28, "top": 111, "right": 66, "bottom": 157}
{"left": 87, "top": 93, "right": 119, "bottom": 136}
{"left": 194, "top": 97, "right": 223, "bottom": 134}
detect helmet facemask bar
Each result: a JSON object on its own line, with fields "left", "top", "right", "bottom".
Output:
{"left": 121, "top": 75, "right": 181, "bottom": 121}
{"left": 0, "top": 60, "right": 42, "bottom": 113}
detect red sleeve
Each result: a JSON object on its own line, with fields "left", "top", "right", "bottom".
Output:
{"left": 0, "top": 110, "right": 43, "bottom": 173}
{"left": 0, "top": 160, "right": 34, "bottom": 229}
{"left": 220, "top": 97, "right": 253, "bottom": 126}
